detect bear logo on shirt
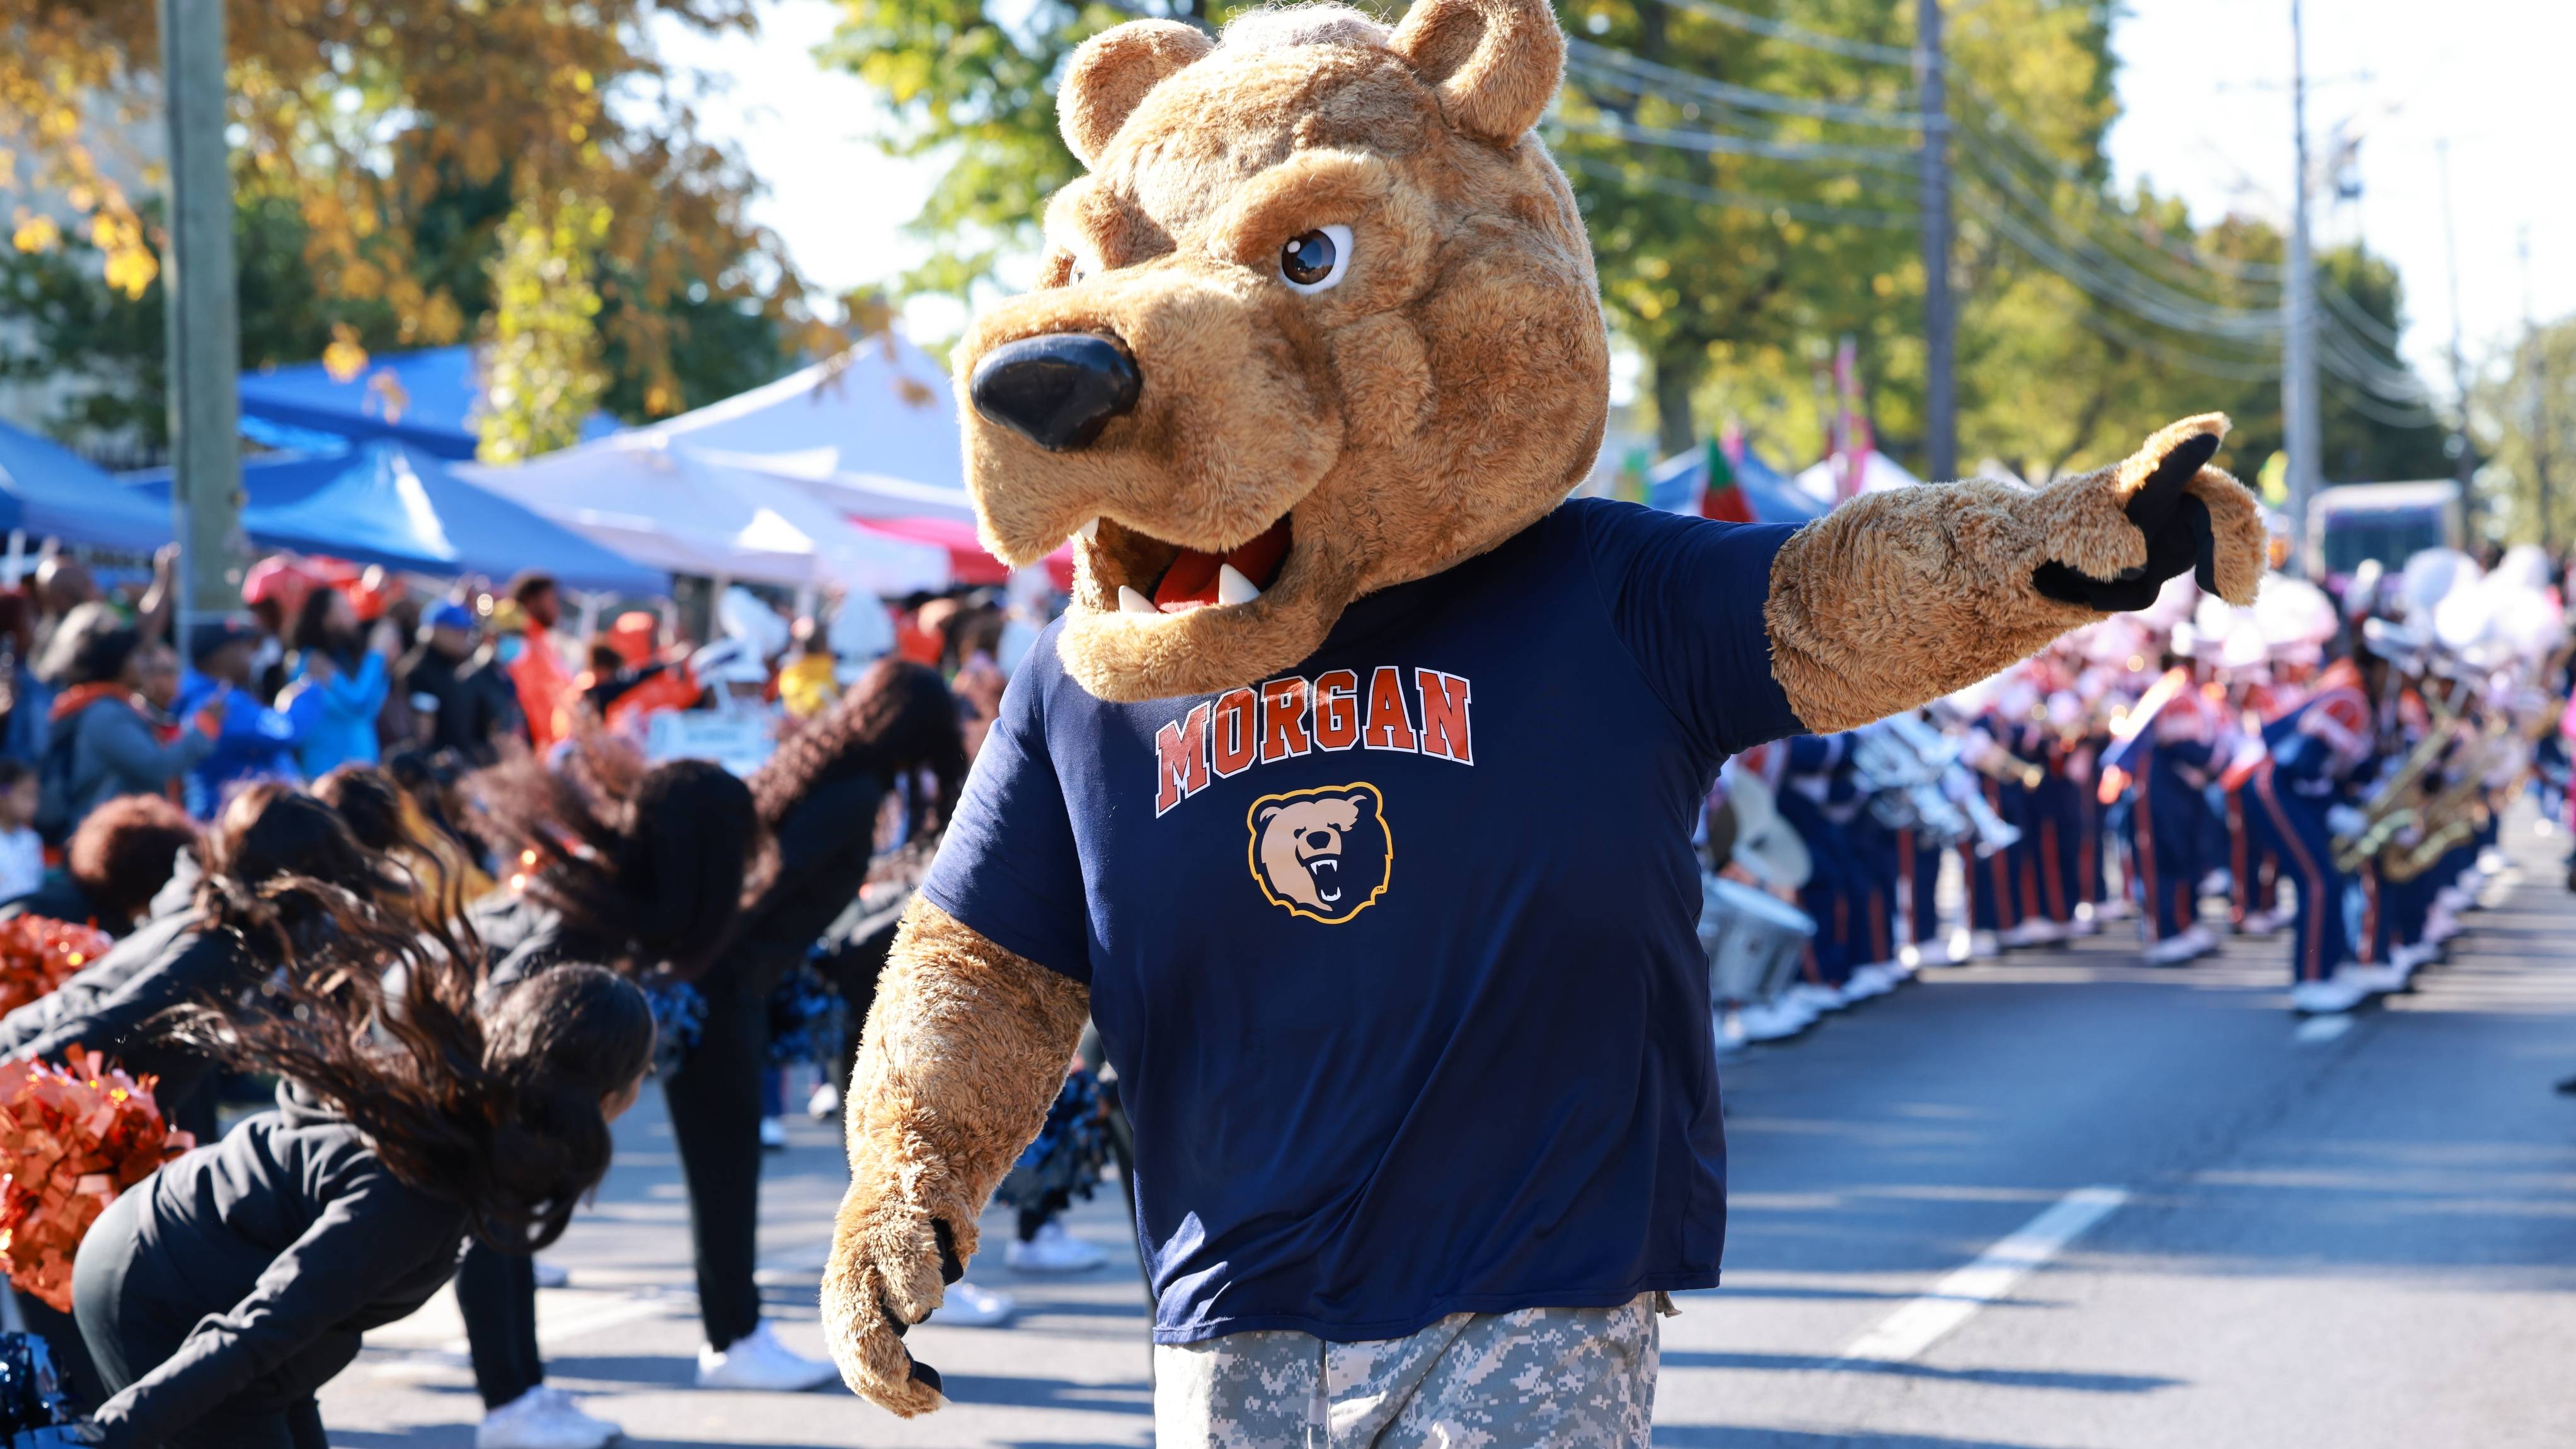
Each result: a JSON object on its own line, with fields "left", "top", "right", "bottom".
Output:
{"left": 1248, "top": 782, "right": 1391, "bottom": 924}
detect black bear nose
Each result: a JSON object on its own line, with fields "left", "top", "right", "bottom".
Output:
{"left": 968, "top": 333, "right": 1141, "bottom": 452}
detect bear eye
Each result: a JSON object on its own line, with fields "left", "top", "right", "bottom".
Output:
{"left": 1279, "top": 224, "right": 1352, "bottom": 294}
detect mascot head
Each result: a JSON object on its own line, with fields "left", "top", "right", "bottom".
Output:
{"left": 955, "top": 0, "right": 1606, "bottom": 702}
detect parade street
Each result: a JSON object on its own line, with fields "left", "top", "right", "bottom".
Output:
{"left": 318, "top": 815, "right": 2576, "bottom": 1449}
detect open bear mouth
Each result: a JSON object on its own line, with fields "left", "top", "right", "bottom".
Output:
{"left": 1306, "top": 856, "right": 1341, "bottom": 903}
{"left": 1086, "top": 515, "right": 1294, "bottom": 616}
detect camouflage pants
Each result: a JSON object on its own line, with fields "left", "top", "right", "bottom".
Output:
{"left": 1153, "top": 1294, "right": 1664, "bottom": 1448}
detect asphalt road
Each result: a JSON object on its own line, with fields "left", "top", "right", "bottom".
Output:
{"left": 321, "top": 814, "right": 2576, "bottom": 1448}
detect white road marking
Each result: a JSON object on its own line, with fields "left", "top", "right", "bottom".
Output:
{"left": 2295, "top": 1014, "right": 2356, "bottom": 1044}
{"left": 1839, "top": 1186, "right": 2128, "bottom": 1364}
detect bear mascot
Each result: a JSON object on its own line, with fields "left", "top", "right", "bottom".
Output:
{"left": 821, "top": 0, "right": 2266, "bottom": 1438}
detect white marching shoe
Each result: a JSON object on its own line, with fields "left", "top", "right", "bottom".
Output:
{"left": 1999, "top": 917, "right": 2066, "bottom": 949}
{"left": 696, "top": 1320, "right": 841, "bottom": 1392}
{"left": 1737, "top": 997, "right": 1811, "bottom": 1042}
{"left": 2337, "top": 962, "right": 2407, "bottom": 995}
{"left": 476, "top": 1387, "right": 622, "bottom": 1449}
{"left": 1840, "top": 964, "right": 1900, "bottom": 1002}
{"left": 1967, "top": 929, "right": 2003, "bottom": 961}
{"left": 939, "top": 1280, "right": 1018, "bottom": 1327}
{"left": 1006, "top": 1218, "right": 1109, "bottom": 1274}
{"left": 1785, "top": 982, "right": 1848, "bottom": 1015}
{"left": 2289, "top": 975, "right": 2368, "bottom": 1016}
{"left": 2141, "top": 925, "right": 2213, "bottom": 966}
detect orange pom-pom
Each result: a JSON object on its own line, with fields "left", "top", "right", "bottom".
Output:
{"left": 0, "top": 1053, "right": 194, "bottom": 1312}
{"left": 0, "top": 917, "right": 115, "bottom": 1017}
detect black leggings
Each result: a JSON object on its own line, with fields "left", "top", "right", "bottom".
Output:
{"left": 71, "top": 1186, "right": 329, "bottom": 1449}
{"left": 456, "top": 971, "right": 768, "bottom": 1402}
{"left": 454, "top": 1242, "right": 541, "bottom": 1409}
{"left": 662, "top": 971, "right": 766, "bottom": 1351}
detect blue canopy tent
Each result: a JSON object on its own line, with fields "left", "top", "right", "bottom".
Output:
{"left": 238, "top": 346, "right": 617, "bottom": 460}
{"left": 127, "top": 442, "right": 666, "bottom": 595}
{"left": 1644, "top": 442, "right": 1827, "bottom": 525}
{"left": 0, "top": 420, "right": 173, "bottom": 552}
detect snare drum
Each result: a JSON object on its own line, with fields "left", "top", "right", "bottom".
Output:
{"left": 1699, "top": 873, "right": 1817, "bottom": 1005}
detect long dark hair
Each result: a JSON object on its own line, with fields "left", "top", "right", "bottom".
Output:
{"left": 197, "top": 784, "right": 408, "bottom": 959}
{"left": 171, "top": 898, "right": 653, "bottom": 1252}
{"left": 466, "top": 743, "right": 762, "bottom": 982}
{"left": 747, "top": 658, "right": 967, "bottom": 835}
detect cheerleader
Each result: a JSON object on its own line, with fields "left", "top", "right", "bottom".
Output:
{"left": 0, "top": 786, "right": 397, "bottom": 1411}
{"left": 454, "top": 747, "right": 764, "bottom": 1448}
{"left": 69, "top": 951, "right": 653, "bottom": 1449}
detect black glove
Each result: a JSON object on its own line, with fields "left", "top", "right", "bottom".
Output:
{"left": 2032, "top": 431, "right": 2224, "bottom": 612}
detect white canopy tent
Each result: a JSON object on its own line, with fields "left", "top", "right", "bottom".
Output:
{"left": 460, "top": 333, "right": 980, "bottom": 595}
{"left": 1791, "top": 449, "right": 1923, "bottom": 506}
{"left": 461, "top": 435, "right": 955, "bottom": 595}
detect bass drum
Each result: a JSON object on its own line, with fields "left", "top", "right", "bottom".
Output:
{"left": 1699, "top": 873, "right": 1817, "bottom": 1005}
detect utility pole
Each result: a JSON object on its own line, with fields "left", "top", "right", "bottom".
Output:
{"left": 159, "top": 0, "right": 248, "bottom": 638}
{"left": 2282, "top": 0, "right": 2323, "bottom": 565}
{"left": 2436, "top": 140, "right": 2478, "bottom": 542}
{"left": 2524, "top": 227, "right": 2554, "bottom": 550}
{"left": 1916, "top": 0, "right": 1955, "bottom": 484}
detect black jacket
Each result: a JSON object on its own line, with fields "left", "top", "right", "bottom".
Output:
{"left": 728, "top": 773, "right": 888, "bottom": 998}
{"left": 0, "top": 908, "right": 253, "bottom": 1108}
{"left": 467, "top": 890, "right": 617, "bottom": 992}
{"left": 449, "top": 654, "right": 526, "bottom": 762}
{"left": 86, "top": 1087, "right": 469, "bottom": 1444}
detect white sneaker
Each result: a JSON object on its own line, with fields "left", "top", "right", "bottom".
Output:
{"left": 940, "top": 1280, "right": 1016, "bottom": 1327}
{"left": 807, "top": 1081, "right": 841, "bottom": 1121}
{"left": 759, "top": 1118, "right": 788, "bottom": 1151}
{"left": 2236, "top": 908, "right": 2284, "bottom": 937}
{"left": 1738, "top": 999, "right": 1808, "bottom": 1042}
{"left": 2183, "top": 923, "right": 2221, "bottom": 956}
{"left": 1968, "top": 930, "right": 2002, "bottom": 961}
{"left": 1839, "top": 965, "right": 1894, "bottom": 1002}
{"left": 2391, "top": 941, "right": 2438, "bottom": 974}
{"left": 2290, "top": 977, "right": 2367, "bottom": 1016}
{"left": 2142, "top": 931, "right": 2204, "bottom": 966}
{"left": 2199, "top": 869, "right": 2233, "bottom": 898}
{"left": 2000, "top": 917, "right": 2066, "bottom": 948}
{"left": 1786, "top": 982, "right": 1848, "bottom": 1015}
{"left": 476, "top": 1387, "right": 621, "bottom": 1449}
{"left": 2337, "top": 963, "right": 2406, "bottom": 995}
{"left": 1006, "top": 1219, "right": 1109, "bottom": 1274}
{"left": 2095, "top": 896, "right": 2137, "bottom": 922}
{"left": 696, "top": 1320, "right": 839, "bottom": 1392}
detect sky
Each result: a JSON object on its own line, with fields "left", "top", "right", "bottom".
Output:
{"left": 668, "top": 0, "right": 2576, "bottom": 382}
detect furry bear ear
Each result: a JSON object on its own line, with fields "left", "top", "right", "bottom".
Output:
{"left": 1059, "top": 20, "right": 1217, "bottom": 168}
{"left": 1389, "top": 0, "right": 1565, "bottom": 146}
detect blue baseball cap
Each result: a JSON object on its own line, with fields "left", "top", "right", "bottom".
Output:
{"left": 425, "top": 600, "right": 476, "bottom": 632}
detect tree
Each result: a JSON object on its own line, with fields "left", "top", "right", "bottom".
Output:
{"left": 2473, "top": 314, "right": 2576, "bottom": 547}
{"left": 1, "top": 0, "right": 831, "bottom": 453}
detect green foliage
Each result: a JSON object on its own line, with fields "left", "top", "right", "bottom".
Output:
{"left": 2473, "top": 314, "right": 2576, "bottom": 546}
{"left": 478, "top": 198, "right": 614, "bottom": 464}
{"left": 818, "top": 0, "right": 2449, "bottom": 486}
{"left": 0, "top": 180, "right": 791, "bottom": 461}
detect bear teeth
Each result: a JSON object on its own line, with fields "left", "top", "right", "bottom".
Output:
{"left": 1217, "top": 564, "right": 1263, "bottom": 606}
{"left": 1118, "top": 585, "right": 1158, "bottom": 615}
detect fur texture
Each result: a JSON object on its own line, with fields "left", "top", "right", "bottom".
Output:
{"left": 956, "top": 0, "right": 1607, "bottom": 702}
{"left": 1765, "top": 413, "right": 2266, "bottom": 733}
{"left": 821, "top": 897, "right": 1090, "bottom": 1416}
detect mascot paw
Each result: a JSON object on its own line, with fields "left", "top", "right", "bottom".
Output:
{"left": 820, "top": 1187, "right": 970, "bottom": 1416}
{"left": 2029, "top": 414, "right": 2265, "bottom": 612}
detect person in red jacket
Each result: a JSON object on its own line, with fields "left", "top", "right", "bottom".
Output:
{"left": 502, "top": 574, "right": 576, "bottom": 752}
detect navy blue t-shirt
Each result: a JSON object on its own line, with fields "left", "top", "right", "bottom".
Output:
{"left": 923, "top": 498, "right": 1804, "bottom": 1344}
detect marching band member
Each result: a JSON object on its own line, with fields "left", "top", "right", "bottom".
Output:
{"left": 2249, "top": 647, "right": 2380, "bottom": 1014}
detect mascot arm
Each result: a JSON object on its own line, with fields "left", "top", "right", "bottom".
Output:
{"left": 822, "top": 896, "right": 1091, "bottom": 1416}
{"left": 1763, "top": 414, "right": 2266, "bottom": 734}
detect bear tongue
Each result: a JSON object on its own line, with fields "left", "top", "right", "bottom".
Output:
{"left": 1153, "top": 518, "right": 1292, "bottom": 612}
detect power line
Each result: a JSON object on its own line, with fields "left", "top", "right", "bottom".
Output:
{"left": 1563, "top": 39, "right": 1928, "bottom": 130}
{"left": 1557, "top": 151, "right": 1922, "bottom": 228}
{"left": 1555, "top": 110, "right": 1920, "bottom": 171}
{"left": 2072, "top": 308, "right": 2286, "bottom": 383}
{"left": 1648, "top": 0, "right": 1916, "bottom": 66}
{"left": 1957, "top": 180, "right": 2284, "bottom": 340}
